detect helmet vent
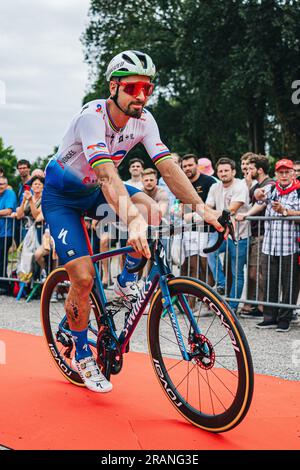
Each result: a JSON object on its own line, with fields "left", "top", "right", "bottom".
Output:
{"left": 122, "top": 53, "right": 136, "bottom": 65}
{"left": 136, "top": 53, "right": 147, "bottom": 69}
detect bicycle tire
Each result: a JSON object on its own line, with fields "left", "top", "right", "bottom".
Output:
{"left": 40, "top": 267, "right": 102, "bottom": 387}
{"left": 147, "top": 277, "right": 254, "bottom": 432}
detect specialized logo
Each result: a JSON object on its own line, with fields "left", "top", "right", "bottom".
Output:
{"left": 58, "top": 228, "right": 68, "bottom": 245}
{"left": 123, "top": 280, "right": 152, "bottom": 337}
{"left": 107, "top": 61, "right": 125, "bottom": 76}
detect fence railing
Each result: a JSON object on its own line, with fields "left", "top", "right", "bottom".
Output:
{"left": 0, "top": 215, "right": 299, "bottom": 310}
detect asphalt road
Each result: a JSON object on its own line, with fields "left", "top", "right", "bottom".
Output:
{"left": 0, "top": 293, "right": 299, "bottom": 381}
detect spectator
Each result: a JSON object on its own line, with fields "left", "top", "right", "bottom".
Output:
{"left": 180, "top": 154, "right": 216, "bottom": 288}
{"left": 0, "top": 176, "right": 17, "bottom": 295}
{"left": 16, "top": 176, "right": 47, "bottom": 278}
{"left": 16, "top": 176, "right": 44, "bottom": 226}
{"left": 206, "top": 157, "right": 251, "bottom": 312}
{"left": 240, "top": 152, "right": 257, "bottom": 190}
{"left": 0, "top": 167, "right": 12, "bottom": 189}
{"left": 142, "top": 168, "right": 169, "bottom": 275}
{"left": 240, "top": 152, "right": 253, "bottom": 177}
{"left": 198, "top": 158, "right": 218, "bottom": 182}
{"left": 26, "top": 168, "right": 45, "bottom": 185}
{"left": 142, "top": 168, "right": 169, "bottom": 218}
{"left": 159, "top": 153, "right": 180, "bottom": 208}
{"left": 236, "top": 155, "right": 275, "bottom": 318}
{"left": 16, "top": 159, "right": 31, "bottom": 205}
{"left": 14, "top": 159, "right": 31, "bottom": 246}
{"left": 125, "top": 158, "right": 144, "bottom": 189}
{"left": 293, "top": 160, "right": 300, "bottom": 179}
{"left": 254, "top": 159, "right": 300, "bottom": 332}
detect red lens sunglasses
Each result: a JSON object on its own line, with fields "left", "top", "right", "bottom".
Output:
{"left": 118, "top": 81, "right": 154, "bottom": 98}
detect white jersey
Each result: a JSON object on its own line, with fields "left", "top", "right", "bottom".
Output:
{"left": 45, "top": 99, "right": 171, "bottom": 194}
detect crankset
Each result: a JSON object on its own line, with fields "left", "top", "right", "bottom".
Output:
{"left": 96, "top": 327, "right": 123, "bottom": 378}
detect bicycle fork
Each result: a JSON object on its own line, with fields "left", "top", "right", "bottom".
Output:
{"left": 159, "top": 276, "right": 209, "bottom": 361}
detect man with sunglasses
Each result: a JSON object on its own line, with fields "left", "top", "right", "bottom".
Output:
{"left": 42, "top": 50, "right": 224, "bottom": 393}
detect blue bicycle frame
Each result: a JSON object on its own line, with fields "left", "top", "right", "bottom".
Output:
{"left": 89, "top": 240, "right": 203, "bottom": 358}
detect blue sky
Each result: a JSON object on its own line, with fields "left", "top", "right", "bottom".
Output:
{"left": 0, "top": 0, "right": 91, "bottom": 161}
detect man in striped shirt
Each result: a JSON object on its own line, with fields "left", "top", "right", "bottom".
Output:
{"left": 254, "top": 159, "right": 300, "bottom": 332}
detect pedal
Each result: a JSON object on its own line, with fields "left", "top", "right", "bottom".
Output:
{"left": 56, "top": 330, "right": 73, "bottom": 348}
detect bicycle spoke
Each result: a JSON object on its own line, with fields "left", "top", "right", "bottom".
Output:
{"left": 214, "top": 358, "right": 239, "bottom": 378}
{"left": 165, "top": 358, "right": 185, "bottom": 373}
{"left": 206, "top": 370, "right": 215, "bottom": 415}
{"left": 174, "top": 361, "right": 197, "bottom": 391}
{"left": 209, "top": 368, "right": 236, "bottom": 398}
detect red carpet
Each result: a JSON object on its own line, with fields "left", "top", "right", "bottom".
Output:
{"left": 0, "top": 329, "right": 299, "bottom": 450}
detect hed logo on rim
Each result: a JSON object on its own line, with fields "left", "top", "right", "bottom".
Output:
{"left": 0, "top": 80, "right": 6, "bottom": 105}
{"left": 0, "top": 340, "right": 6, "bottom": 365}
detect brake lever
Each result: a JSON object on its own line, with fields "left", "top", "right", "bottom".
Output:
{"left": 227, "top": 217, "right": 237, "bottom": 245}
{"left": 203, "top": 209, "right": 234, "bottom": 254}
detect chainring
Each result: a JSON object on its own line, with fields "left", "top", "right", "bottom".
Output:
{"left": 96, "top": 328, "right": 123, "bottom": 376}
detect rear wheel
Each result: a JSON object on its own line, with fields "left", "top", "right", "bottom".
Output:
{"left": 148, "top": 277, "right": 254, "bottom": 432}
{"left": 40, "top": 267, "right": 102, "bottom": 386}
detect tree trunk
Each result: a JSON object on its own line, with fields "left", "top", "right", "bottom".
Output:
{"left": 247, "top": 95, "right": 266, "bottom": 154}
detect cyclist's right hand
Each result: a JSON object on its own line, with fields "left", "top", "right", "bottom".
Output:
{"left": 127, "top": 215, "right": 151, "bottom": 259}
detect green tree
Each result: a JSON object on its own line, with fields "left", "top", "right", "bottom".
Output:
{"left": 82, "top": 0, "right": 300, "bottom": 163}
{"left": 30, "top": 146, "right": 58, "bottom": 172}
{"left": 0, "top": 137, "right": 18, "bottom": 189}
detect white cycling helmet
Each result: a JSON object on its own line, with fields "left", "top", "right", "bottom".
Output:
{"left": 105, "top": 50, "right": 156, "bottom": 81}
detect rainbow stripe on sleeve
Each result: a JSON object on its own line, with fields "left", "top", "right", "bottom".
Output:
{"left": 152, "top": 151, "right": 172, "bottom": 165}
{"left": 88, "top": 153, "right": 113, "bottom": 169}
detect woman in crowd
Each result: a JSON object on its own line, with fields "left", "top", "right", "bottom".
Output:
{"left": 16, "top": 176, "right": 49, "bottom": 279}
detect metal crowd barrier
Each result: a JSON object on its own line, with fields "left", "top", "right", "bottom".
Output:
{"left": 0, "top": 215, "right": 299, "bottom": 311}
{"left": 0, "top": 216, "right": 52, "bottom": 297}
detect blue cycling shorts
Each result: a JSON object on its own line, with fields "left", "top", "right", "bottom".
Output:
{"left": 41, "top": 183, "right": 141, "bottom": 265}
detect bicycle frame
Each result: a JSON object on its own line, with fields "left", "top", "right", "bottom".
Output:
{"left": 90, "top": 239, "right": 201, "bottom": 358}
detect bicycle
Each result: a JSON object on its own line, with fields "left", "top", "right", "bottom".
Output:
{"left": 41, "top": 211, "right": 254, "bottom": 433}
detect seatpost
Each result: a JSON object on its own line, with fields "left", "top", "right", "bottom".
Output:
{"left": 80, "top": 216, "right": 94, "bottom": 256}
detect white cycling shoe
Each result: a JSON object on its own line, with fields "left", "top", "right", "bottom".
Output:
{"left": 114, "top": 276, "right": 150, "bottom": 314}
{"left": 114, "top": 275, "right": 144, "bottom": 302}
{"left": 72, "top": 355, "right": 113, "bottom": 393}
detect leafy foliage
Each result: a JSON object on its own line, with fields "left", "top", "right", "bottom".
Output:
{"left": 0, "top": 137, "right": 18, "bottom": 188}
{"left": 82, "top": 0, "right": 300, "bottom": 161}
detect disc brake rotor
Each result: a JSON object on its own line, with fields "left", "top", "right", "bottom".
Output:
{"left": 189, "top": 334, "right": 215, "bottom": 370}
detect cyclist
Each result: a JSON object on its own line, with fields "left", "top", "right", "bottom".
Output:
{"left": 42, "top": 50, "right": 225, "bottom": 393}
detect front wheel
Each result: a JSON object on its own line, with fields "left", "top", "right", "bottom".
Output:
{"left": 148, "top": 277, "right": 254, "bottom": 432}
